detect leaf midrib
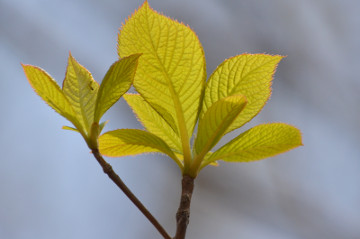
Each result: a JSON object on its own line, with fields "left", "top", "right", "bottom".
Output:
{"left": 67, "top": 60, "right": 94, "bottom": 134}
{"left": 144, "top": 10, "right": 192, "bottom": 166}
{"left": 229, "top": 56, "right": 278, "bottom": 96}
{"left": 208, "top": 144, "right": 300, "bottom": 163}
{"left": 193, "top": 100, "right": 245, "bottom": 170}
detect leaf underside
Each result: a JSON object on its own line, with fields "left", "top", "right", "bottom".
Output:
{"left": 24, "top": 53, "right": 141, "bottom": 143}
{"left": 62, "top": 125, "right": 79, "bottom": 132}
{"left": 202, "top": 54, "right": 284, "bottom": 134}
{"left": 118, "top": 1, "right": 206, "bottom": 142}
{"left": 94, "top": 54, "right": 141, "bottom": 122}
{"left": 194, "top": 94, "right": 247, "bottom": 155}
{"left": 23, "top": 64, "right": 79, "bottom": 126}
{"left": 62, "top": 54, "right": 99, "bottom": 134}
{"left": 99, "top": 129, "right": 178, "bottom": 161}
{"left": 24, "top": 2, "right": 302, "bottom": 176}
{"left": 204, "top": 123, "right": 302, "bottom": 166}
{"left": 124, "top": 93, "right": 182, "bottom": 151}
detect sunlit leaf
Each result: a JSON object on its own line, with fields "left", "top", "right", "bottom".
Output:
{"left": 124, "top": 93, "right": 181, "bottom": 151}
{"left": 118, "top": 1, "right": 206, "bottom": 163}
{"left": 99, "top": 120, "right": 109, "bottom": 133}
{"left": 94, "top": 54, "right": 141, "bottom": 122}
{"left": 201, "top": 54, "right": 283, "bottom": 133}
{"left": 201, "top": 152, "right": 218, "bottom": 167}
{"left": 204, "top": 123, "right": 302, "bottom": 165}
{"left": 62, "top": 125, "right": 79, "bottom": 132}
{"left": 62, "top": 53, "right": 99, "bottom": 133}
{"left": 22, "top": 64, "right": 79, "bottom": 126}
{"left": 99, "top": 129, "right": 181, "bottom": 168}
{"left": 194, "top": 95, "right": 247, "bottom": 155}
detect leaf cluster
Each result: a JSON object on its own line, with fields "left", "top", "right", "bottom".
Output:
{"left": 98, "top": 2, "right": 302, "bottom": 177}
{"left": 23, "top": 2, "right": 303, "bottom": 238}
{"left": 23, "top": 53, "right": 140, "bottom": 149}
{"left": 24, "top": 2, "right": 302, "bottom": 178}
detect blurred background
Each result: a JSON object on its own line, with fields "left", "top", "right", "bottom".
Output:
{"left": 1, "top": 0, "right": 359, "bottom": 238}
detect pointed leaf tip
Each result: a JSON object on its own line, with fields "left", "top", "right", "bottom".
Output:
{"left": 94, "top": 53, "right": 141, "bottom": 123}
{"left": 62, "top": 54, "right": 99, "bottom": 134}
{"left": 62, "top": 125, "right": 79, "bottom": 132}
{"left": 118, "top": 1, "right": 206, "bottom": 143}
{"left": 194, "top": 94, "right": 247, "bottom": 156}
{"left": 99, "top": 120, "right": 109, "bottom": 133}
{"left": 206, "top": 123, "right": 302, "bottom": 165}
{"left": 23, "top": 64, "right": 78, "bottom": 125}
{"left": 202, "top": 54, "right": 284, "bottom": 133}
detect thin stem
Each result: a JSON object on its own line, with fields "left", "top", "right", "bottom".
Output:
{"left": 174, "top": 175, "right": 195, "bottom": 239}
{"left": 91, "top": 148, "right": 171, "bottom": 239}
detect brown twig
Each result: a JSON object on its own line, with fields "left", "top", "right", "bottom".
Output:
{"left": 91, "top": 148, "right": 171, "bottom": 239}
{"left": 174, "top": 175, "right": 195, "bottom": 239}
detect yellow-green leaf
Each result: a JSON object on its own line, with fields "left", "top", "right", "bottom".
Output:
{"left": 99, "top": 129, "right": 181, "bottom": 168}
{"left": 23, "top": 64, "right": 79, "bottom": 125}
{"left": 118, "top": 1, "right": 206, "bottom": 164}
{"left": 204, "top": 123, "right": 302, "bottom": 165}
{"left": 202, "top": 54, "right": 283, "bottom": 134}
{"left": 94, "top": 54, "right": 141, "bottom": 123}
{"left": 62, "top": 53, "right": 99, "bottom": 133}
{"left": 124, "top": 93, "right": 181, "bottom": 151}
{"left": 200, "top": 152, "right": 219, "bottom": 167}
{"left": 99, "top": 120, "right": 109, "bottom": 133}
{"left": 62, "top": 125, "right": 79, "bottom": 132}
{"left": 194, "top": 95, "right": 247, "bottom": 156}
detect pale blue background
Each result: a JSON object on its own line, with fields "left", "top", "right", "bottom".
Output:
{"left": 1, "top": 0, "right": 359, "bottom": 238}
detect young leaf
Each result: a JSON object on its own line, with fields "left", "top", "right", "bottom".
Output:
{"left": 118, "top": 1, "right": 206, "bottom": 164}
{"left": 99, "top": 129, "right": 181, "bottom": 168}
{"left": 203, "top": 123, "right": 302, "bottom": 167}
{"left": 201, "top": 54, "right": 283, "bottom": 133}
{"left": 94, "top": 54, "right": 141, "bottom": 123}
{"left": 194, "top": 95, "right": 247, "bottom": 156}
{"left": 123, "top": 93, "right": 182, "bottom": 151}
{"left": 22, "top": 64, "right": 79, "bottom": 126}
{"left": 62, "top": 125, "right": 79, "bottom": 132}
{"left": 62, "top": 53, "right": 99, "bottom": 133}
{"left": 99, "top": 120, "right": 109, "bottom": 133}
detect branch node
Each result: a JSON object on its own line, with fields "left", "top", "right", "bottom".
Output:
{"left": 174, "top": 175, "right": 195, "bottom": 239}
{"left": 102, "top": 162, "right": 113, "bottom": 174}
